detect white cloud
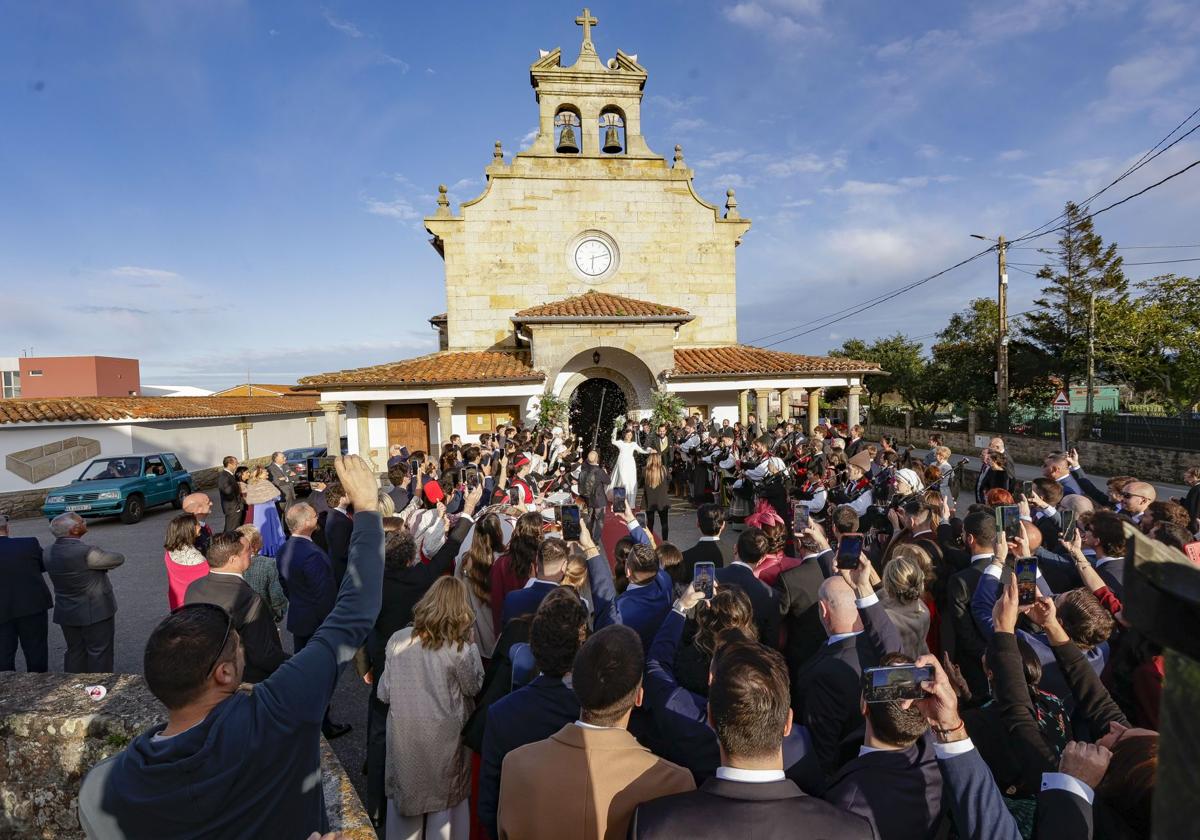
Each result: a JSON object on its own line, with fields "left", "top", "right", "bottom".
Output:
{"left": 998, "top": 149, "right": 1028, "bottom": 161}
{"left": 723, "top": 1, "right": 823, "bottom": 44}
{"left": 424, "top": 67, "right": 435, "bottom": 75}
{"left": 765, "top": 152, "right": 841, "bottom": 177}
{"left": 518, "top": 127, "right": 538, "bottom": 147}
{"left": 781, "top": 198, "right": 813, "bottom": 208}
{"left": 108, "top": 266, "right": 181, "bottom": 280}
{"left": 695, "top": 148, "right": 749, "bottom": 169}
{"left": 671, "top": 117, "right": 708, "bottom": 133}
{"left": 361, "top": 195, "right": 420, "bottom": 221}
{"left": 714, "top": 172, "right": 749, "bottom": 188}
{"left": 823, "top": 180, "right": 904, "bottom": 197}
{"left": 378, "top": 53, "right": 410, "bottom": 73}
{"left": 916, "top": 144, "right": 941, "bottom": 160}
{"left": 647, "top": 94, "right": 704, "bottom": 113}
{"left": 322, "top": 7, "right": 363, "bottom": 38}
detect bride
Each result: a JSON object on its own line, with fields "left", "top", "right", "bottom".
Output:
{"left": 610, "top": 420, "right": 652, "bottom": 505}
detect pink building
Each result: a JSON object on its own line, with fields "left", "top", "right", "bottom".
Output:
{"left": 17, "top": 356, "right": 142, "bottom": 398}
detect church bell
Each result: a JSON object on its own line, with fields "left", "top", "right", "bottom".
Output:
{"left": 557, "top": 124, "right": 580, "bottom": 154}
{"left": 602, "top": 124, "right": 622, "bottom": 154}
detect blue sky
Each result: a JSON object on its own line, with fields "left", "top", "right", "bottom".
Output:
{"left": 2, "top": 0, "right": 1198, "bottom": 388}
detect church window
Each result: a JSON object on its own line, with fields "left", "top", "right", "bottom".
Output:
{"left": 599, "top": 108, "right": 625, "bottom": 154}
{"left": 555, "top": 107, "right": 582, "bottom": 154}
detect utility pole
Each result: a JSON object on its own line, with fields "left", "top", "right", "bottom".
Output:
{"left": 1085, "top": 291, "right": 1096, "bottom": 419}
{"left": 996, "top": 235, "right": 1009, "bottom": 423}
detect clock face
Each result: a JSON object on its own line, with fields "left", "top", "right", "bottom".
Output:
{"left": 574, "top": 238, "right": 613, "bottom": 277}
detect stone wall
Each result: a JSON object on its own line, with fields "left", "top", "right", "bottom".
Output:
{"left": 866, "top": 422, "right": 1197, "bottom": 485}
{"left": 0, "top": 672, "right": 373, "bottom": 839}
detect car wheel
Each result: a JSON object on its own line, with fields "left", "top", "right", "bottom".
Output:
{"left": 172, "top": 484, "right": 191, "bottom": 509}
{"left": 121, "top": 494, "right": 145, "bottom": 525}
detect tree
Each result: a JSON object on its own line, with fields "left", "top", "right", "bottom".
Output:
{"left": 830, "top": 334, "right": 938, "bottom": 415}
{"left": 929, "top": 298, "right": 1054, "bottom": 411}
{"left": 1021, "top": 201, "right": 1128, "bottom": 386}
{"left": 1108, "top": 275, "right": 1200, "bottom": 414}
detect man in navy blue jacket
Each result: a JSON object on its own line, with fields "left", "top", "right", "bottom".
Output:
{"left": 616, "top": 544, "right": 674, "bottom": 650}
{"left": 78, "top": 455, "right": 384, "bottom": 839}
{"left": 277, "top": 501, "right": 349, "bottom": 738}
{"left": 715, "top": 528, "right": 780, "bottom": 647}
{"left": 479, "top": 587, "right": 589, "bottom": 839}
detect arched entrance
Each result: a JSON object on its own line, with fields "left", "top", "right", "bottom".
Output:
{"left": 569, "top": 378, "right": 627, "bottom": 463}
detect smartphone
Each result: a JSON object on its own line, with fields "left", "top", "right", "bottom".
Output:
{"left": 1060, "top": 510, "right": 1078, "bottom": 542}
{"left": 553, "top": 504, "right": 562, "bottom": 523}
{"left": 862, "top": 665, "right": 935, "bottom": 703}
{"left": 693, "top": 561, "right": 716, "bottom": 599}
{"left": 837, "top": 533, "right": 864, "bottom": 571}
{"left": 793, "top": 506, "right": 810, "bottom": 532}
{"left": 409, "top": 459, "right": 421, "bottom": 476}
{"left": 465, "top": 467, "right": 480, "bottom": 489}
{"left": 996, "top": 505, "right": 1022, "bottom": 541}
{"left": 307, "top": 456, "right": 337, "bottom": 485}
{"left": 508, "top": 486, "right": 522, "bottom": 506}
{"left": 612, "top": 486, "right": 627, "bottom": 512}
{"left": 1021, "top": 480, "right": 1034, "bottom": 499}
{"left": 560, "top": 504, "right": 581, "bottom": 541}
{"left": 1016, "top": 557, "right": 1038, "bottom": 606}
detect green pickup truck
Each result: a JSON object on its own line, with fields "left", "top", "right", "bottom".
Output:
{"left": 42, "top": 453, "right": 194, "bottom": 524}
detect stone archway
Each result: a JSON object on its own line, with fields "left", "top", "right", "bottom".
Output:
{"left": 550, "top": 347, "right": 657, "bottom": 417}
{"left": 568, "top": 377, "right": 628, "bottom": 458}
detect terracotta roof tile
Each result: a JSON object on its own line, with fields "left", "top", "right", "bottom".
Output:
{"left": 0, "top": 396, "right": 322, "bottom": 425}
{"left": 671, "top": 346, "right": 880, "bottom": 378}
{"left": 514, "top": 291, "right": 691, "bottom": 320}
{"left": 299, "top": 351, "right": 544, "bottom": 389}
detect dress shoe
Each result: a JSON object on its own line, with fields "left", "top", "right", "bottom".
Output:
{"left": 322, "top": 722, "right": 352, "bottom": 740}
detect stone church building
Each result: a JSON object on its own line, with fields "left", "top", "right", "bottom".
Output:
{"left": 302, "top": 10, "right": 878, "bottom": 462}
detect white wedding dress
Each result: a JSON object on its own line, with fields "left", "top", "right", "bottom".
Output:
{"left": 610, "top": 432, "right": 651, "bottom": 504}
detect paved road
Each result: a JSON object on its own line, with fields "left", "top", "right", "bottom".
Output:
{"left": 6, "top": 489, "right": 718, "bottom": 814}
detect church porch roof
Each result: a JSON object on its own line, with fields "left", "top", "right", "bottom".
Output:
{"left": 513, "top": 290, "right": 692, "bottom": 324}
{"left": 298, "top": 351, "right": 544, "bottom": 390}
{"left": 670, "top": 346, "right": 880, "bottom": 380}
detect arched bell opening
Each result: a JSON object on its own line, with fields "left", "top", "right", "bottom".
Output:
{"left": 555, "top": 106, "right": 582, "bottom": 154}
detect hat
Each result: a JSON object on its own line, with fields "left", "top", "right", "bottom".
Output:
{"left": 422, "top": 479, "right": 445, "bottom": 504}
{"left": 511, "top": 455, "right": 530, "bottom": 469}
{"left": 848, "top": 451, "right": 874, "bottom": 473}
{"left": 894, "top": 468, "right": 925, "bottom": 492}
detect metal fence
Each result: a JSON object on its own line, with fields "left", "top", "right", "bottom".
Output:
{"left": 1089, "top": 414, "right": 1200, "bottom": 451}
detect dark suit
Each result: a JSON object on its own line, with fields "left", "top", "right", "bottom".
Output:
{"left": 500, "top": 579, "right": 557, "bottom": 628}
{"left": 774, "top": 555, "right": 828, "bottom": 678}
{"left": 216, "top": 469, "right": 245, "bottom": 533}
{"left": 715, "top": 562, "right": 779, "bottom": 648}
{"left": 267, "top": 461, "right": 296, "bottom": 507}
{"left": 824, "top": 736, "right": 943, "bottom": 840}
{"left": 44, "top": 537, "right": 124, "bottom": 673}
{"left": 323, "top": 508, "right": 353, "bottom": 584}
{"left": 616, "top": 570, "right": 674, "bottom": 650}
{"left": 845, "top": 437, "right": 867, "bottom": 458}
{"left": 794, "top": 599, "right": 902, "bottom": 776}
{"left": 1095, "top": 557, "right": 1125, "bottom": 600}
{"left": 184, "top": 572, "right": 284, "bottom": 683}
{"left": 943, "top": 555, "right": 994, "bottom": 699}
{"left": 276, "top": 536, "right": 335, "bottom": 638}
{"left": 0, "top": 535, "right": 53, "bottom": 672}
{"left": 479, "top": 674, "right": 579, "bottom": 839}
{"left": 681, "top": 538, "right": 729, "bottom": 580}
{"left": 631, "top": 775, "right": 875, "bottom": 839}
{"left": 1184, "top": 483, "right": 1200, "bottom": 530}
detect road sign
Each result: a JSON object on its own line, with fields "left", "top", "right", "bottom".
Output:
{"left": 1051, "top": 390, "right": 1071, "bottom": 411}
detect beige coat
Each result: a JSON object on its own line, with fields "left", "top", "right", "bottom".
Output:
{"left": 377, "top": 627, "right": 483, "bottom": 814}
{"left": 497, "top": 723, "right": 694, "bottom": 840}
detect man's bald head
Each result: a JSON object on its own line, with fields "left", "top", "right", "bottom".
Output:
{"left": 1122, "top": 481, "right": 1156, "bottom": 515}
{"left": 182, "top": 493, "right": 212, "bottom": 519}
{"left": 817, "top": 576, "right": 862, "bottom": 637}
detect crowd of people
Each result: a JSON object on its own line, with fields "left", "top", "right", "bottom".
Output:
{"left": 1, "top": 413, "right": 1198, "bottom": 839}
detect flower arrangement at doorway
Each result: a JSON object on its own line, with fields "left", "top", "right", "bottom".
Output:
{"left": 650, "top": 389, "right": 685, "bottom": 429}
{"left": 535, "top": 392, "right": 569, "bottom": 432}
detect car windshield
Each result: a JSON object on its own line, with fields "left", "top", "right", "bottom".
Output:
{"left": 79, "top": 458, "right": 143, "bottom": 480}
{"left": 285, "top": 448, "right": 324, "bottom": 460}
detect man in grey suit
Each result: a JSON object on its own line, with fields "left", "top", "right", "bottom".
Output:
{"left": 44, "top": 512, "right": 124, "bottom": 673}
{"left": 267, "top": 451, "right": 297, "bottom": 508}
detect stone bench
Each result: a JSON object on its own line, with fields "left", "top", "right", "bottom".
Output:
{"left": 0, "top": 672, "right": 373, "bottom": 838}
{"left": 5, "top": 436, "right": 101, "bottom": 484}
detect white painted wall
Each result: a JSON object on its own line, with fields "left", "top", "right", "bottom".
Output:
{"left": 1, "top": 411, "right": 332, "bottom": 493}
{"left": 670, "top": 390, "right": 739, "bottom": 424}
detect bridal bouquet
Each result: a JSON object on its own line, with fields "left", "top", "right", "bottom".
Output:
{"left": 612, "top": 414, "right": 627, "bottom": 430}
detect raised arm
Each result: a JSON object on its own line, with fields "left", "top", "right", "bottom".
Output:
{"left": 840, "top": 553, "right": 903, "bottom": 657}
{"left": 577, "top": 524, "right": 621, "bottom": 629}
{"left": 255, "top": 456, "right": 384, "bottom": 726}
{"left": 85, "top": 546, "right": 125, "bottom": 570}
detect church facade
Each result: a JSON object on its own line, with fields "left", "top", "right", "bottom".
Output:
{"left": 301, "top": 10, "right": 878, "bottom": 463}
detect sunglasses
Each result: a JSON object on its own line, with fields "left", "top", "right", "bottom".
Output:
{"left": 173, "top": 602, "right": 234, "bottom": 677}
{"left": 1120, "top": 492, "right": 1148, "bottom": 502}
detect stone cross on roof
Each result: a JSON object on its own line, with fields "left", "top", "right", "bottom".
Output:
{"left": 575, "top": 7, "right": 598, "bottom": 45}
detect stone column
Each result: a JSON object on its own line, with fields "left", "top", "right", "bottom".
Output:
{"left": 847, "top": 385, "right": 862, "bottom": 428}
{"left": 319, "top": 401, "right": 344, "bottom": 454}
{"left": 352, "top": 401, "right": 378, "bottom": 473}
{"left": 435, "top": 398, "right": 455, "bottom": 448}
{"left": 738, "top": 390, "right": 749, "bottom": 426}
{"left": 807, "top": 389, "right": 821, "bottom": 436}
{"left": 755, "top": 390, "right": 770, "bottom": 429}
{"left": 779, "top": 390, "right": 791, "bottom": 424}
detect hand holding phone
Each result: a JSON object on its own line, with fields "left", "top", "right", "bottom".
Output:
{"left": 996, "top": 505, "right": 1022, "bottom": 541}
{"left": 692, "top": 561, "right": 715, "bottom": 600}
{"left": 611, "top": 486, "right": 627, "bottom": 513}
{"left": 837, "top": 534, "right": 864, "bottom": 571}
{"left": 1016, "top": 558, "right": 1038, "bottom": 606}
{"left": 863, "top": 665, "right": 935, "bottom": 703}
{"left": 1060, "top": 510, "right": 1078, "bottom": 542}
{"left": 793, "top": 506, "right": 810, "bottom": 532}
{"left": 561, "top": 503, "right": 582, "bottom": 541}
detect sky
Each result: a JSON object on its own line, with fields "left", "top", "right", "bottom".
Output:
{"left": 2, "top": 0, "right": 1198, "bottom": 388}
